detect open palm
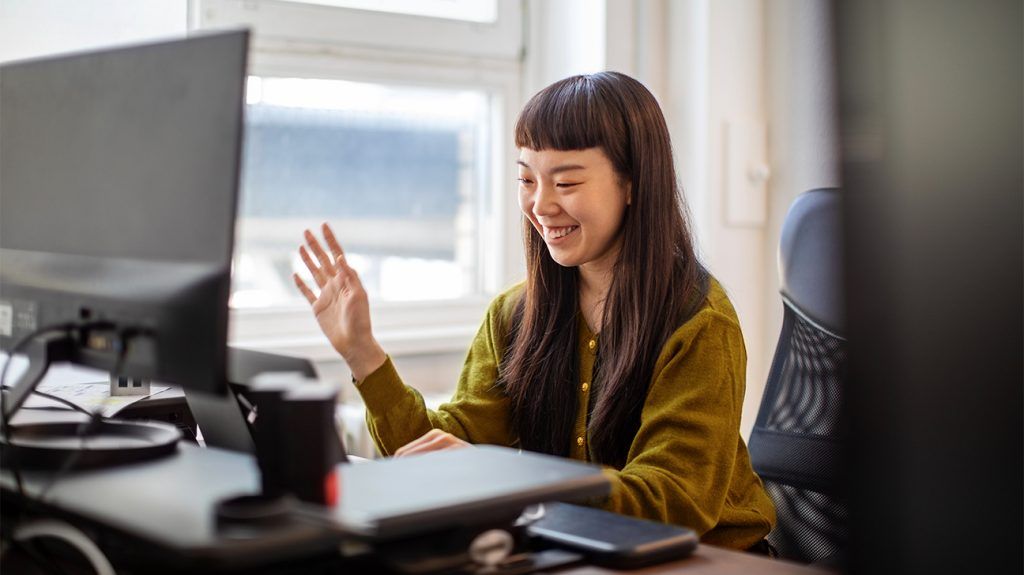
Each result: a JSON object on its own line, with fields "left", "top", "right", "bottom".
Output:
{"left": 294, "top": 223, "right": 385, "bottom": 379}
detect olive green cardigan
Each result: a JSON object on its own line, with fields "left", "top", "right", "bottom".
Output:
{"left": 356, "top": 278, "right": 776, "bottom": 550}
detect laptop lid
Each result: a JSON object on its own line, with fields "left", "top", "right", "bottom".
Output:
{"left": 332, "top": 445, "right": 611, "bottom": 539}
{"left": 185, "top": 347, "right": 347, "bottom": 463}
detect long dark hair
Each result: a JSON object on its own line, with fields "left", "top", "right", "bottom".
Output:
{"left": 500, "top": 72, "right": 708, "bottom": 468}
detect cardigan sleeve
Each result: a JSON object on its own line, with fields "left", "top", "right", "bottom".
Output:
{"left": 596, "top": 306, "right": 775, "bottom": 546}
{"left": 354, "top": 292, "right": 518, "bottom": 456}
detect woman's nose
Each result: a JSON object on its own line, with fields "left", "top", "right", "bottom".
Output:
{"left": 532, "top": 181, "right": 559, "bottom": 217}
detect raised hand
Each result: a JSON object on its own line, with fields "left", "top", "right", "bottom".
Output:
{"left": 393, "top": 429, "right": 472, "bottom": 458}
{"left": 294, "top": 223, "right": 386, "bottom": 380}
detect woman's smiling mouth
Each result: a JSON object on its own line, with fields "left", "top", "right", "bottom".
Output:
{"left": 543, "top": 225, "right": 580, "bottom": 242}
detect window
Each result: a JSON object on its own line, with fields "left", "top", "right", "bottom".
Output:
{"left": 196, "top": 0, "right": 523, "bottom": 355}
{"left": 275, "top": 0, "right": 498, "bottom": 23}
{"left": 233, "top": 76, "right": 492, "bottom": 308}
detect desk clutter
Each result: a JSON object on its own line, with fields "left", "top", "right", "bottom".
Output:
{"left": 1, "top": 371, "right": 705, "bottom": 573}
{"left": 1, "top": 442, "right": 634, "bottom": 574}
{"left": 1, "top": 360, "right": 615, "bottom": 573}
{"left": 0, "top": 348, "right": 705, "bottom": 573}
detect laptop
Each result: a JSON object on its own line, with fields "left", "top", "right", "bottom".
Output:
{"left": 185, "top": 347, "right": 348, "bottom": 463}
{"left": 331, "top": 445, "right": 611, "bottom": 539}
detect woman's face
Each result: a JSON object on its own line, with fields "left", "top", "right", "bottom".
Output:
{"left": 517, "top": 147, "right": 630, "bottom": 272}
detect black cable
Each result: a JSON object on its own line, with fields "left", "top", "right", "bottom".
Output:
{"left": 0, "top": 324, "right": 76, "bottom": 422}
{"left": 6, "top": 538, "right": 66, "bottom": 575}
{"left": 1, "top": 323, "right": 97, "bottom": 575}
{"left": 29, "top": 327, "right": 146, "bottom": 504}
{"left": 36, "top": 413, "right": 104, "bottom": 503}
{"left": 1, "top": 326, "right": 121, "bottom": 507}
{"left": 0, "top": 321, "right": 147, "bottom": 564}
{"left": 0, "top": 324, "right": 76, "bottom": 504}
{"left": 0, "top": 386, "right": 94, "bottom": 417}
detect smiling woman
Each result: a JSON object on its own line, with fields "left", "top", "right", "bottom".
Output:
{"left": 516, "top": 148, "right": 629, "bottom": 277}
{"left": 295, "top": 72, "right": 777, "bottom": 552}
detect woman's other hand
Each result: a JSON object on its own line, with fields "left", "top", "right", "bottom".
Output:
{"left": 393, "top": 429, "right": 472, "bottom": 457}
{"left": 294, "top": 222, "right": 386, "bottom": 380}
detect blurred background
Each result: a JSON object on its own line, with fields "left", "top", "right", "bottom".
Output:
{"left": 1, "top": 0, "right": 839, "bottom": 443}
{"left": 2, "top": 0, "right": 1020, "bottom": 455}
{"left": 2, "top": 2, "right": 1020, "bottom": 572}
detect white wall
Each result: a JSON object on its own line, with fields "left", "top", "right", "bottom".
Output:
{"left": 664, "top": 0, "right": 839, "bottom": 439}
{"left": 763, "top": 0, "right": 841, "bottom": 370}
{"left": 523, "top": 0, "right": 606, "bottom": 99}
{"left": 0, "top": 0, "right": 187, "bottom": 63}
{"left": 662, "top": 0, "right": 770, "bottom": 439}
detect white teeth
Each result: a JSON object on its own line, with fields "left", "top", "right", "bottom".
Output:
{"left": 546, "top": 226, "right": 578, "bottom": 239}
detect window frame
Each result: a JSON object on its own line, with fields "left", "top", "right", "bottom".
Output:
{"left": 194, "top": 0, "right": 525, "bottom": 358}
{"left": 193, "top": 0, "right": 521, "bottom": 59}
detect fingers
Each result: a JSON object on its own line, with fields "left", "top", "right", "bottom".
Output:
{"left": 396, "top": 437, "right": 447, "bottom": 457}
{"left": 304, "top": 229, "right": 337, "bottom": 278}
{"left": 295, "top": 223, "right": 358, "bottom": 303}
{"left": 394, "top": 429, "right": 469, "bottom": 458}
{"left": 394, "top": 429, "right": 442, "bottom": 457}
{"left": 333, "top": 254, "right": 363, "bottom": 290}
{"left": 293, "top": 273, "right": 316, "bottom": 304}
{"left": 299, "top": 245, "right": 327, "bottom": 288}
{"left": 322, "top": 222, "right": 345, "bottom": 261}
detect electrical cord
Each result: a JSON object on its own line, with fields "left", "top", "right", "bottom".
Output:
{"left": 0, "top": 382, "right": 98, "bottom": 506}
{"left": 4, "top": 325, "right": 145, "bottom": 503}
{"left": 35, "top": 412, "right": 105, "bottom": 504}
{"left": 2, "top": 538, "right": 66, "bottom": 575}
{"left": 0, "top": 324, "right": 76, "bottom": 420}
{"left": 0, "top": 323, "right": 77, "bottom": 503}
{"left": 12, "top": 519, "right": 115, "bottom": 575}
{"left": 0, "top": 386, "right": 94, "bottom": 417}
{"left": 1, "top": 322, "right": 147, "bottom": 574}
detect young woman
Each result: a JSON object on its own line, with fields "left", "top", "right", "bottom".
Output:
{"left": 294, "top": 72, "right": 776, "bottom": 551}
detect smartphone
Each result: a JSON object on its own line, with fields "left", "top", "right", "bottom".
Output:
{"left": 526, "top": 502, "right": 699, "bottom": 569}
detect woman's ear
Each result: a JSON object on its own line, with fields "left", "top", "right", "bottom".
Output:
{"left": 625, "top": 181, "right": 632, "bottom": 206}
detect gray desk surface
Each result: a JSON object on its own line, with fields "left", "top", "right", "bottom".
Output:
{"left": 1, "top": 441, "right": 611, "bottom": 567}
{"left": 1, "top": 442, "right": 337, "bottom": 568}
{"left": 0, "top": 442, "right": 835, "bottom": 574}
{"left": 0, "top": 449, "right": 836, "bottom": 575}
{"left": 1, "top": 417, "right": 829, "bottom": 575}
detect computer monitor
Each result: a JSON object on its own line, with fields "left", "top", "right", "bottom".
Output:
{"left": 0, "top": 30, "right": 249, "bottom": 418}
{"left": 837, "top": 1, "right": 1022, "bottom": 573}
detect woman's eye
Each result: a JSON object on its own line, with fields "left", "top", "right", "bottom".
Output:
{"left": 555, "top": 182, "right": 580, "bottom": 188}
{"left": 517, "top": 177, "right": 533, "bottom": 185}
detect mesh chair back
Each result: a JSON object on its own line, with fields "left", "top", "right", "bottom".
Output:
{"left": 749, "top": 188, "right": 846, "bottom": 564}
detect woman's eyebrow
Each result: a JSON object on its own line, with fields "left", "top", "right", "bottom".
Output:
{"left": 516, "top": 160, "right": 586, "bottom": 175}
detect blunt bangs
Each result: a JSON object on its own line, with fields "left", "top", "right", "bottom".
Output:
{"left": 514, "top": 74, "right": 628, "bottom": 163}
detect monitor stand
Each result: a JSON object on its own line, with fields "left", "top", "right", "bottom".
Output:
{"left": 0, "top": 332, "right": 179, "bottom": 471}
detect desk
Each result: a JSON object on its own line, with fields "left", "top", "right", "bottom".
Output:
{"left": 1, "top": 443, "right": 338, "bottom": 570}
{"left": 559, "top": 544, "right": 834, "bottom": 574}
{"left": 1, "top": 442, "right": 830, "bottom": 575}
{"left": 118, "top": 386, "right": 198, "bottom": 439}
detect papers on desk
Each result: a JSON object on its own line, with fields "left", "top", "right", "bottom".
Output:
{"left": 1, "top": 353, "right": 168, "bottom": 417}
{"left": 29, "top": 381, "right": 169, "bottom": 417}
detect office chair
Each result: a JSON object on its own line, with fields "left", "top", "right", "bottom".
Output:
{"left": 748, "top": 188, "right": 846, "bottom": 564}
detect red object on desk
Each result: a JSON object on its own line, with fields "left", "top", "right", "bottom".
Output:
{"left": 325, "top": 469, "right": 339, "bottom": 507}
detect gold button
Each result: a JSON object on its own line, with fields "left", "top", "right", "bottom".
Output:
{"left": 587, "top": 339, "right": 596, "bottom": 351}
{"left": 576, "top": 436, "right": 585, "bottom": 447}
{"left": 581, "top": 382, "right": 589, "bottom": 392}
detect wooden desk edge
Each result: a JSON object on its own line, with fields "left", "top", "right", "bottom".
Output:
{"left": 554, "top": 543, "right": 838, "bottom": 574}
